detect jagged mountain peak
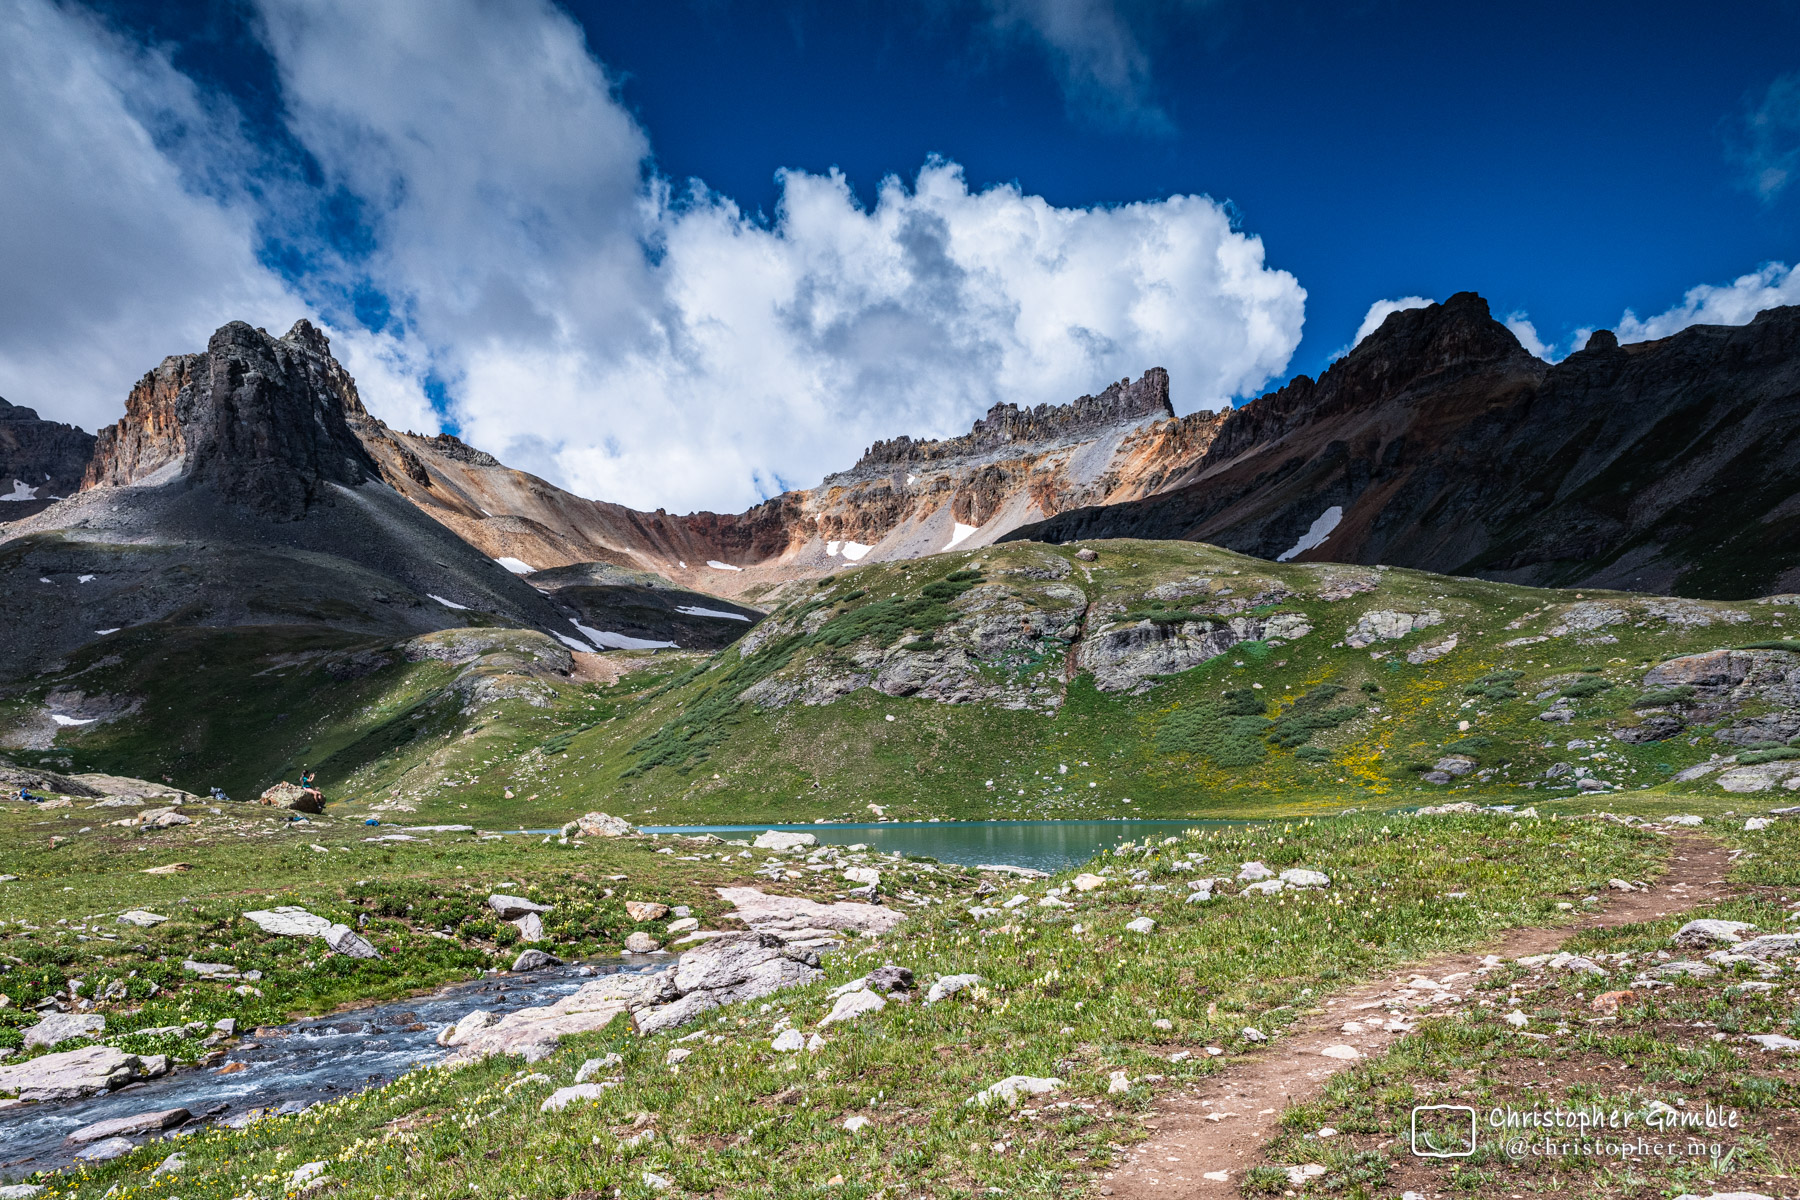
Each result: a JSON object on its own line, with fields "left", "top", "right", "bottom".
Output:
{"left": 84, "top": 318, "right": 379, "bottom": 519}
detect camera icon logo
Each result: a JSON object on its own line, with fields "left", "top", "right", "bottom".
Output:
{"left": 1410, "top": 1105, "right": 1477, "bottom": 1157}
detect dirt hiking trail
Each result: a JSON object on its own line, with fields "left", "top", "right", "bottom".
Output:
{"left": 1103, "top": 836, "right": 1735, "bottom": 1198}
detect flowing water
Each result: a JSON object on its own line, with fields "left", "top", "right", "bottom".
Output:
{"left": 2, "top": 818, "right": 1228, "bottom": 1179}
{"left": 0, "top": 959, "right": 665, "bottom": 1180}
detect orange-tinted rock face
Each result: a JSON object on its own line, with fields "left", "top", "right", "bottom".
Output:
{"left": 358, "top": 367, "right": 1228, "bottom": 594}
{"left": 84, "top": 320, "right": 380, "bottom": 519}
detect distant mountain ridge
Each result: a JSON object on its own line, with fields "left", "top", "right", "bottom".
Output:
{"left": 0, "top": 396, "right": 95, "bottom": 519}
{"left": 1009, "top": 294, "right": 1800, "bottom": 598}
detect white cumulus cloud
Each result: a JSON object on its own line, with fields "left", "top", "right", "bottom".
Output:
{"left": 1501, "top": 312, "right": 1549, "bottom": 359}
{"left": 250, "top": 0, "right": 1306, "bottom": 513}
{"left": 1615, "top": 262, "right": 1800, "bottom": 343}
{"left": 1, "top": 0, "right": 1304, "bottom": 515}
{"left": 1350, "top": 296, "right": 1432, "bottom": 349}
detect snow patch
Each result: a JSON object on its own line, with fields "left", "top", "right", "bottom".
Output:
{"left": 428, "top": 594, "right": 470, "bottom": 610}
{"left": 945, "top": 522, "right": 979, "bottom": 550}
{"left": 94, "top": 629, "right": 120, "bottom": 636}
{"left": 77, "top": 574, "right": 95, "bottom": 583}
{"left": 841, "top": 542, "right": 872, "bottom": 562}
{"left": 572, "top": 619, "right": 677, "bottom": 651}
{"left": 1, "top": 479, "right": 39, "bottom": 501}
{"left": 1276, "top": 506, "right": 1343, "bottom": 562}
{"left": 551, "top": 632, "right": 594, "bottom": 653}
{"left": 676, "top": 606, "right": 750, "bottom": 621}
{"left": 51, "top": 715, "right": 96, "bottom": 727}
{"left": 706, "top": 560, "right": 742, "bottom": 572}
{"left": 496, "top": 557, "right": 536, "bottom": 575}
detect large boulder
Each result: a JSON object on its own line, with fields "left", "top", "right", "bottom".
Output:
{"left": 23, "top": 1012, "right": 104, "bottom": 1050}
{"left": 1643, "top": 649, "right": 1800, "bottom": 705}
{"left": 1671, "top": 919, "right": 1756, "bottom": 949}
{"left": 1078, "top": 616, "right": 1273, "bottom": 694}
{"left": 752, "top": 831, "right": 816, "bottom": 851}
{"left": 258, "top": 781, "right": 322, "bottom": 812}
{"left": 445, "top": 972, "right": 668, "bottom": 1063}
{"left": 1345, "top": 609, "right": 1441, "bottom": 649}
{"left": 0, "top": 1044, "right": 168, "bottom": 1100}
{"left": 575, "top": 812, "right": 634, "bottom": 838}
{"left": 67, "top": 1107, "right": 190, "bottom": 1143}
{"left": 715, "top": 886, "right": 909, "bottom": 943}
{"left": 1718, "top": 761, "right": 1800, "bottom": 793}
{"left": 242, "top": 906, "right": 380, "bottom": 958}
{"left": 487, "top": 894, "right": 553, "bottom": 920}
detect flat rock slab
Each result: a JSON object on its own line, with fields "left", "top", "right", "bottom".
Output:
{"left": 242, "top": 906, "right": 380, "bottom": 958}
{"left": 446, "top": 973, "right": 668, "bottom": 1064}
{"left": 715, "top": 886, "right": 908, "bottom": 941}
{"left": 487, "top": 894, "right": 553, "bottom": 920}
{"left": 68, "top": 1107, "right": 190, "bottom": 1143}
{"left": 24, "top": 1012, "right": 104, "bottom": 1050}
{"left": 0, "top": 1045, "right": 168, "bottom": 1101}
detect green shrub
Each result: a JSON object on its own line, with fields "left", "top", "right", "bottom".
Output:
{"left": 1739, "top": 747, "right": 1800, "bottom": 765}
{"left": 1635, "top": 685, "right": 1695, "bottom": 707}
{"left": 1741, "top": 639, "right": 1800, "bottom": 653}
{"left": 1561, "top": 677, "right": 1614, "bottom": 698}
{"left": 1295, "top": 745, "right": 1333, "bottom": 763}
{"left": 1267, "top": 683, "right": 1361, "bottom": 748}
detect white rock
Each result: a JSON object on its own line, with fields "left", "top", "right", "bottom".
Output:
{"left": 843, "top": 867, "right": 881, "bottom": 887}
{"left": 1072, "top": 873, "right": 1106, "bottom": 891}
{"left": 1671, "top": 919, "right": 1756, "bottom": 949}
{"left": 665, "top": 1048, "right": 692, "bottom": 1066}
{"left": 926, "top": 974, "right": 982, "bottom": 1003}
{"left": 666, "top": 918, "right": 700, "bottom": 934}
{"left": 970, "top": 1075, "right": 1062, "bottom": 1106}
{"left": 1125, "top": 917, "right": 1156, "bottom": 934}
{"left": 1278, "top": 868, "right": 1330, "bottom": 888}
{"left": 1237, "top": 861, "right": 1273, "bottom": 881}
{"left": 753, "top": 830, "right": 817, "bottom": 850}
{"left": 1671, "top": 1193, "right": 1776, "bottom": 1200}
{"left": 1319, "top": 1045, "right": 1360, "bottom": 1060}
{"left": 1242, "top": 879, "right": 1285, "bottom": 895}
{"left": 289, "top": 1161, "right": 328, "bottom": 1188}
{"left": 1037, "top": 896, "right": 1072, "bottom": 909}
{"left": 643, "top": 1172, "right": 672, "bottom": 1191}
{"left": 115, "top": 910, "right": 168, "bottom": 927}
{"left": 772, "top": 1028, "right": 806, "bottom": 1052}
{"left": 623, "top": 931, "right": 659, "bottom": 953}
{"left": 1184, "top": 890, "right": 1213, "bottom": 904}
{"left": 1285, "top": 1165, "right": 1327, "bottom": 1186}
{"left": 436, "top": 1009, "right": 496, "bottom": 1047}
{"left": 74, "top": 1137, "right": 136, "bottom": 1162}
{"left": 1745, "top": 817, "right": 1773, "bottom": 831}
{"left": 23, "top": 1012, "right": 103, "bottom": 1050}
{"left": 541, "top": 1083, "right": 610, "bottom": 1111}
{"left": 1108, "top": 1070, "right": 1131, "bottom": 1093}
{"left": 574, "top": 1054, "right": 621, "bottom": 1082}
{"left": 0, "top": 1186, "right": 46, "bottom": 1199}
{"left": 151, "top": 1152, "right": 187, "bottom": 1177}
{"left": 1241, "top": 1027, "right": 1266, "bottom": 1043}
{"left": 487, "top": 894, "right": 554, "bottom": 920}
{"left": 1747, "top": 1034, "right": 1800, "bottom": 1053}
{"left": 575, "top": 812, "right": 634, "bottom": 837}
{"left": 1001, "top": 893, "right": 1030, "bottom": 909}
{"left": 843, "top": 1115, "right": 871, "bottom": 1133}
{"left": 819, "top": 989, "right": 887, "bottom": 1027}
{"left": 1505, "top": 1011, "right": 1529, "bottom": 1027}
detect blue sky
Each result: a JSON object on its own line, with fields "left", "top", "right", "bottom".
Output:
{"left": 2, "top": 0, "right": 1797, "bottom": 511}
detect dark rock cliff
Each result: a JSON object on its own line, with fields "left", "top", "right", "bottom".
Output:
{"left": 85, "top": 320, "right": 381, "bottom": 519}
{"left": 1008, "top": 295, "right": 1800, "bottom": 599}
{"left": 0, "top": 397, "right": 95, "bottom": 515}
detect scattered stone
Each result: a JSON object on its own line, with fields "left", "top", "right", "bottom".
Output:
{"left": 819, "top": 989, "right": 887, "bottom": 1027}
{"left": 1285, "top": 1165, "right": 1327, "bottom": 1186}
{"left": 1278, "top": 868, "right": 1330, "bottom": 888}
{"left": 1407, "top": 635, "right": 1459, "bottom": 665}
{"left": 666, "top": 918, "right": 700, "bottom": 934}
{"left": 575, "top": 812, "right": 634, "bottom": 837}
{"left": 752, "top": 830, "right": 817, "bottom": 850}
{"left": 970, "top": 1075, "right": 1062, "bottom": 1106}
{"left": 772, "top": 1028, "right": 806, "bottom": 1052}
{"left": 1671, "top": 919, "right": 1756, "bottom": 949}
{"left": 1072, "top": 873, "right": 1106, "bottom": 891}
{"left": 1319, "top": 1045, "right": 1360, "bottom": 1060}
{"left": 1504, "top": 1011, "right": 1529, "bottom": 1028}
{"left": 664, "top": 1048, "right": 692, "bottom": 1066}
{"left": 151, "top": 1152, "right": 186, "bottom": 1177}
{"left": 714, "top": 886, "right": 908, "bottom": 943}
{"left": 436, "top": 1010, "right": 496, "bottom": 1047}
{"left": 242, "top": 906, "right": 380, "bottom": 958}
{"left": 977, "top": 864, "right": 1052, "bottom": 878}
{"left": 575, "top": 1053, "right": 622, "bottom": 1082}
{"left": 926, "top": 974, "right": 982, "bottom": 1003}
{"left": 1662, "top": 814, "right": 1705, "bottom": 826}
{"left": 289, "top": 1161, "right": 328, "bottom": 1189}
{"left": 541, "top": 1083, "right": 610, "bottom": 1112}
{"left": 1242, "top": 879, "right": 1285, "bottom": 895}
{"left": 643, "top": 1172, "right": 672, "bottom": 1191}
{"left": 1075, "top": 548, "right": 1098, "bottom": 562}
{"left": 1746, "top": 1035, "right": 1800, "bottom": 1053}
{"left": 510, "top": 949, "right": 562, "bottom": 972}
{"left": 24, "top": 1012, "right": 103, "bottom": 1050}
{"left": 1433, "top": 755, "right": 1477, "bottom": 777}
{"left": 1735, "top": 934, "right": 1800, "bottom": 958}
{"left": 843, "top": 1115, "right": 870, "bottom": 1133}
{"left": 866, "top": 965, "right": 915, "bottom": 993}
{"left": 1108, "top": 1070, "right": 1131, "bottom": 1093}
{"left": 0, "top": 1186, "right": 45, "bottom": 1199}
{"left": 1241, "top": 1027, "right": 1266, "bottom": 1043}
{"left": 1547, "top": 953, "right": 1607, "bottom": 975}
{"left": 1671, "top": 1192, "right": 1776, "bottom": 1200}
{"left": 67, "top": 1107, "right": 190, "bottom": 1143}
{"left": 1344, "top": 609, "right": 1442, "bottom": 648}
{"left": 1653, "top": 961, "right": 1720, "bottom": 979}
{"left": 1589, "top": 990, "right": 1635, "bottom": 1014}
{"left": 74, "top": 1136, "right": 137, "bottom": 1162}
{"left": 1236, "top": 861, "right": 1273, "bottom": 882}
{"left": 487, "top": 894, "right": 553, "bottom": 920}
{"left": 843, "top": 867, "right": 881, "bottom": 887}
{"left": 624, "top": 932, "right": 660, "bottom": 953}
{"left": 1746, "top": 817, "right": 1773, "bottom": 831}
{"left": 1125, "top": 917, "right": 1156, "bottom": 934}
{"left": 115, "top": 910, "right": 168, "bottom": 927}
{"left": 141, "top": 862, "right": 191, "bottom": 874}
{"left": 625, "top": 901, "right": 670, "bottom": 921}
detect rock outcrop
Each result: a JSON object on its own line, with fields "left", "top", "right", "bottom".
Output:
{"left": 86, "top": 320, "right": 382, "bottom": 520}
{"left": 1009, "top": 296, "right": 1800, "bottom": 599}
{"left": 0, "top": 396, "right": 94, "bottom": 519}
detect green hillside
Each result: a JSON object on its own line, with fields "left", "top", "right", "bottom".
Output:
{"left": 6, "top": 539, "right": 1796, "bottom": 829}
